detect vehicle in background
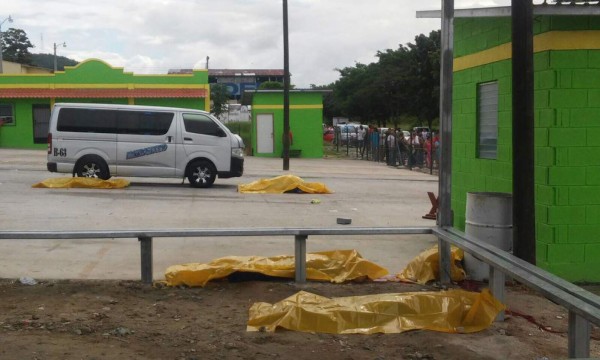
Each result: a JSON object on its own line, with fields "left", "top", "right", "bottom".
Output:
{"left": 47, "top": 103, "right": 245, "bottom": 188}
{"left": 334, "top": 123, "right": 365, "bottom": 146}
{"left": 323, "top": 128, "right": 335, "bottom": 142}
{"left": 413, "top": 126, "right": 431, "bottom": 135}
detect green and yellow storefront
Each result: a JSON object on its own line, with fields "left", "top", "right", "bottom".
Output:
{"left": 451, "top": 11, "right": 600, "bottom": 281}
{"left": 0, "top": 59, "right": 209, "bottom": 149}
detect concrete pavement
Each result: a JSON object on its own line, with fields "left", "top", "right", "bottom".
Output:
{"left": 0, "top": 149, "right": 439, "bottom": 280}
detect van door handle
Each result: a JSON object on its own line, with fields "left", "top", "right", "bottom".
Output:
{"left": 184, "top": 137, "right": 193, "bottom": 141}
{"left": 167, "top": 136, "right": 172, "bottom": 143}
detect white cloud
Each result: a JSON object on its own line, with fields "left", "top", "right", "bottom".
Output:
{"left": 4, "top": 0, "right": 513, "bottom": 87}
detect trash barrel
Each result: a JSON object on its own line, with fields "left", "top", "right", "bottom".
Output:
{"left": 463, "top": 192, "right": 513, "bottom": 281}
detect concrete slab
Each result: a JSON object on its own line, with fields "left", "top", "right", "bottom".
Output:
{"left": 0, "top": 149, "right": 439, "bottom": 280}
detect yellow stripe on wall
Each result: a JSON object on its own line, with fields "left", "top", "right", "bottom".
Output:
{"left": 253, "top": 105, "right": 323, "bottom": 110}
{"left": 454, "top": 31, "right": 600, "bottom": 72}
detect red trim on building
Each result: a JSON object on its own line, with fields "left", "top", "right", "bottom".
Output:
{"left": 0, "top": 88, "right": 207, "bottom": 98}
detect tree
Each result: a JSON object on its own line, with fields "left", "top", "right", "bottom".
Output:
{"left": 1, "top": 28, "right": 34, "bottom": 64}
{"left": 258, "top": 81, "right": 295, "bottom": 90}
{"left": 210, "top": 84, "right": 229, "bottom": 118}
{"left": 31, "top": 53, "right": 78, "bottom": 71}
{"left": 324, "top": 30, "right": 441, "bottom": 130}
{"left": 258, "top": 81, "right": 284, "bottom": 90}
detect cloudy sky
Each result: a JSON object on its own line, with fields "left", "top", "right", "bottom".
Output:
{"left": 4, "top": 0, "right": 514, "bottom": 87}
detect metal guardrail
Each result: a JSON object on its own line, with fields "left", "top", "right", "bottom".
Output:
{"left": 0, "top": 226, "right": 598, "bottom": 357}
{"left": 433, "top": 226, "right": 600, "bottom": 358}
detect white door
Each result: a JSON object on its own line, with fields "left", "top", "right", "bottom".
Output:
{"left": 256, "top": 114, "right": 274, "bottom": 154}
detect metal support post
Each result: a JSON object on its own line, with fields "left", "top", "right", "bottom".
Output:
{"left": 294, "top": 235, "right": 307, "bottom": 283}
{"left": 489, "top": 266, "right": 506, "bottom": 321}
{"left": 138, "top": 236, "right": 153, "bottom": 284}
{"left": 438, "top": 0, "right": 454, "bottom": 285}
{"left": 568, "top": 311, "right": 590, "bottom": 358}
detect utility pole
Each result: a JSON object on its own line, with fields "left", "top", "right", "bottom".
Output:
{"left": 512, "top": 0, "right": 536, "bottom": 265}
{"left": 53, "top": 42, "right": 66, "bottom": 72}
{"left": 282, "top": 0, "right": 290, "bottom": 170}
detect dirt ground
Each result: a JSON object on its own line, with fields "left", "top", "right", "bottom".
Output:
{"left": 1, "top": 278, "right": 599, "bottom": 360}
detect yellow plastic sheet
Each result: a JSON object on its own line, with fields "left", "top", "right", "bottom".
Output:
{"left": 238, "top": 174, "right": 332, "bottom": 194}
{"left": 165, "top": 249, "right": 388, "bottom": 287}
{"left": 247, "top": 289, "right": 505, "bottom": 334}
{"left": 397, "top": 246, "right": 466, "bottom": 284}
{"left": 32, "top": 177, "right": 130, "bottom": 189}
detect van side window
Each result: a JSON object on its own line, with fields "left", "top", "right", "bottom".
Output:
{"left": 57, "top": 108, "right": 117, "bottom": 133}
{"left": 183, "top": 113, "right": 223, "bottom": 136}
{"left": 117, "top": 111, "right": 174, "bottom": 135}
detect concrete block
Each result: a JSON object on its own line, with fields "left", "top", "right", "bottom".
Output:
{"left": 549, "top": 89, "right": 588, "bottom": 108}
{"left": 550, "top": 50, "right": 588, "bottom": 69}
{"left": 586, "top": 166, "right": 600, "bottom": 185}
{"left": 546, "top": 243, "right": 585, "bottom": 263}
{"left": 547, "top": 205, "right": 586, "bottom": 225}
{"left": 548, "top": 167, "right": 586, "bottom": 186}
{"left": 549, "top": 128, "right": 585, "bottom": 147}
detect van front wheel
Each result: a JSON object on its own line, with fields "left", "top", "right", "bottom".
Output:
{"left": 187, "top": 160, "right": 216, "bottom": 188}
{"left": 75, "top": 156, "right": 110, "bottom": 180}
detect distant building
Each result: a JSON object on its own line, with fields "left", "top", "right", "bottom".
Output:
{"left": 169, "top": 68, "right": 284, "bottom": 100}
{"left": 1, "top": 60, "right": 53, "bottom": 75}
{"left": 0, "top": 59, "right": 209, "bottom": 148}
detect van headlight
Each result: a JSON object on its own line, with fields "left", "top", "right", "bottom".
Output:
{"left": 232, "top": 148, "right": 244, "bottom": 158}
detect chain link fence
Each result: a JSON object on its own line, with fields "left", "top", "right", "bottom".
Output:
{"left": 329, "top": 126, "right": 439, "bottom": 175}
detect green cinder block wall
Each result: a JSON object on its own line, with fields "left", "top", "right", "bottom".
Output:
{"left": 251, "top": 92, "right": 324, "bottom": 159}
{"left": 453, "top": 15, "right": 600, "bottom": 282}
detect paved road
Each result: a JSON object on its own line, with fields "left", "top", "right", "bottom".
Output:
{"left": 0, "top": 149, "right": 439, "bottom": 280}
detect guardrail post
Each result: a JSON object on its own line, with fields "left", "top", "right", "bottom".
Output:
{"left": 294, "top": 235, "right": 307, "bottom": 283}
{"left": 138, "top": 236, "right": 153, "bottom": 284}
{"left": 568, "top": 311, "right": 590, "bottom": 358}
{"left": 489, "top": 266, "right": 505, "bottom": 321}
{"left": 438, "top": 239, "right": 452, "bottom": 284}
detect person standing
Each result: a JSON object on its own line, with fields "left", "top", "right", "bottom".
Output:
{"left": 371, "top": 127, "right": 380, "bottom": 162}
{"left": 386, "top": 128, "right": 397, "bottom": 166}
{"left": 357, "top": 125, "right": 366, "bottom": 158}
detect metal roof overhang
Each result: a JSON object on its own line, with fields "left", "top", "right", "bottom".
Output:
{"left": 417, "top": 5, "right": 600, "bottom": 18}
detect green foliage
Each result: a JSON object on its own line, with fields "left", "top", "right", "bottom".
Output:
{"left": 224, "top": 121, "right": 252, "bottom": 152}
{"left": 0, "top": 28, "right": 78, "bottom": 70}
{"left": 258, "top": 81, "right": 295, "bottom": 90}
{"left": 327, "top": 30, "right": 441, "bottom": 128}
{"left": 1, "top": 28, "right": 34, "bottom": 64}
{"left": 210, "top": 84, "right": 229, "bottom": 118}
{"left": 258, "top": 81, "right": 284, "bottom": 90}
{"left": 30, "top": 53, "right": 78, "bottom": 71}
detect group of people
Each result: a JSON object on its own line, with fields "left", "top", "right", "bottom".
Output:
{"left": 355, "top": 125, "right": 440, "bottom": 169}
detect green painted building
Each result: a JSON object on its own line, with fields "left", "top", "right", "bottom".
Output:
{"left": 0, "top": 59, "right": 209, "bottom": 149}
{"left": 449, "top": 7, "right": 600, "bottom": 281}
{"left": 248, "top": 90, "right": 326, "bottom": 158}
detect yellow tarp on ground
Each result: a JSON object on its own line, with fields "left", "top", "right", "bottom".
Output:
{"left": 165, "top": 249, "right": 387, "bottom": 287}
{"left": 247, "top": 289, "right": 505, "bottom": 334}
{"left": 238, "top": 174, "right": 332, "bottom": 194}
{"left": 32, "top": 178, "right": 130, "bottom": 189}
{"left": 397, "top": 246, "right": 466, "bottom": 284}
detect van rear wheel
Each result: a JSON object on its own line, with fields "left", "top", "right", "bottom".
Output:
{"left": 75, "top": 156, "right": 110, "bottom": 180}
{"left": 187, "top": 160, "right": 216, "bottom": 188}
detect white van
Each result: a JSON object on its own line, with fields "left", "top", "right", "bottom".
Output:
{"left": 47, "top": 103, "right": 244, "bottom": 188}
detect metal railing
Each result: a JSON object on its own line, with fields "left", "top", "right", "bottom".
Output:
{"left": 0, "top": 225, "right": 599, "bottom": 357}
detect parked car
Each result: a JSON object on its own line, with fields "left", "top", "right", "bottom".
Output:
{"left": 334, "top": 124, "right": 361, "bottom": 146}
{"left": 323, "top": 128, "right": 335, "bottom": 142}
